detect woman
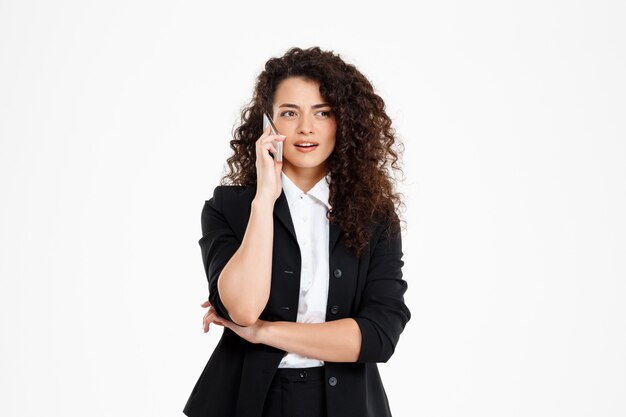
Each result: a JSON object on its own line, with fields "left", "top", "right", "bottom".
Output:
{"left": 183, "top": 46, "right": 411, "bottom": 417}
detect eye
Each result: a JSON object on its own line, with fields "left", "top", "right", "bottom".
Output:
{"left": 280, "top": 110, "right": 297, "bottom": 117}
{"left": 316, "top": 110, "right": 332, "bottom": 117}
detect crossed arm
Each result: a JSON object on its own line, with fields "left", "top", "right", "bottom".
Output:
{"left": 201, "top": 299, "right": 361, "bottom": 363}
{"left": 198, "top": 187, "right": 410, "bottom": 365}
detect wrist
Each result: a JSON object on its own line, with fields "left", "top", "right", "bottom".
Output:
{"left": 253, "top": 319, "right": 269, "bottom": 344}
{"left": 252, "top": 195, "right": 275, "bottom": 210}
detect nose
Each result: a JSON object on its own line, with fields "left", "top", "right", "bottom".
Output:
{"left": 297, "top": 112, "right": 314, "bottom": 135}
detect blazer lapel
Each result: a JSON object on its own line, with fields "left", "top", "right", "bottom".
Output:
{"left": 273, "top": 189, "right": 298, "bottom": 245}
{"left": 275, "top": 187, "right": 342, "bottom": 253}
{"left": 329, "top": 221, "right": 341, "bottom": 253}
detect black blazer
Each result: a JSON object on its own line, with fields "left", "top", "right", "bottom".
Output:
{"left": 183, "top": 185, "right": 411, "bottom": 417}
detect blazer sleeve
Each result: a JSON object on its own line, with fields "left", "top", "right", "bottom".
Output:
{"left": 353, "top": 217, "right": 411, "bottom": 363}
{"left": 198, "top": 186, "right": 240, "bottom": 323}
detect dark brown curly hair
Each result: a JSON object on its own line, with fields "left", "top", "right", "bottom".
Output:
{"left": 221, "top": 46, "right": 405, "bottom": 257}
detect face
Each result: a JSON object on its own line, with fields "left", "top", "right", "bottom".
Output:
{"left": 271, "top": 76, "right": 337, "bottom": 178}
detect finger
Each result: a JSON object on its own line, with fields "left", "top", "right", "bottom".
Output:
{"left": 204, "top": 316, "right": 223, "bottom": 333}
{"left": 203, "top": 309, "right": 216, "bottom": 322}
{"left": 208, "top": 307, "right": 222, "bottom": 320}
{"left": 205, "top": 310, "right": 222, "bottom": 324}
{"left": 204, "top": 311, "right": 214, "bottom": 323}
{"left": 257, "top": 143, "right": 277, "bottom": 162}
{"left": 275, "top": 159, "right": 284, "bottom": 174}
{"left": 267, "top": 134, "right": 286, "bottom": 143}
{"left": 261, "top": 125, "right": 287, "bottom": 141}
{"left": 204, "top": 314, "right": 218, "bottom": 332}
{"left": 257, "top": 134, "right": 286, "bottom": 149}
{"left": 200, "top": 300, "right": 211, "bottom": 307}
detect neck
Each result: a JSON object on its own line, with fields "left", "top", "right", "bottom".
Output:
{"left": 282, "top": 163, "right": 327, "bottom": 193}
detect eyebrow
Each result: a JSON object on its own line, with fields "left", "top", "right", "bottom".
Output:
{"left": 278, "top": 103, "right": 331, "bottom": 109}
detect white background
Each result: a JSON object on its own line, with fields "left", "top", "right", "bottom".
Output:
{"left": 1, "top": 1, "right": 625, "bottom": 416}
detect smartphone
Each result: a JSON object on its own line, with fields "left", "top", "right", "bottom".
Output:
{"left": 262, "top": 112, "right": 283, "bottom": 162}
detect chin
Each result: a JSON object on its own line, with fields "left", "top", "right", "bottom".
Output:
{"left": 285, "top": 158, "right": 327, "bottom": 168}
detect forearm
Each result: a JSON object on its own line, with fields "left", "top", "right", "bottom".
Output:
{"left": 218, "top": 197, "right": 274, "bottom": 326}
{"left": 258, "top": 318, "right": 361, "bottom": 363}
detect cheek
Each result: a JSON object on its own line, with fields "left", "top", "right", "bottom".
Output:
{"left": 327, "top": 132, "right": 337, "bottom": 151}
{"left": 323, "top": 124, "right": 337, "bottom": 147}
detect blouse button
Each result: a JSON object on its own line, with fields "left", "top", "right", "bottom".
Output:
{"left": 330, "top": 305, "right": 340, "bottom": 315}
{"left": 333, "top": 268, "right": 342, "bottom": 278}
{"left": 328, "top": 376, "right": 338, "bottom": 386}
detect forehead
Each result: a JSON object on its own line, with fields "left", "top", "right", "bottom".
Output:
{"left": 274, "top": 77, "right": 324, "bottom": 103}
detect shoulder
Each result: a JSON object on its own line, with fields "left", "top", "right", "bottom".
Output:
{"left": 370, "top": 211, "right": 401, "bottom": 241}
{"left": 205, "top": 185, "right": 256, "bottom": 210}
{"left": 364, "top": 211, "right": 402, "bottom": 259}
{"left": 200, "top": 185, "right": 257, "bottom": 238}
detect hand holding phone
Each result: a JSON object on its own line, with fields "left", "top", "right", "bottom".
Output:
{"left": 262, "top": 112, "right": 283, "bottom": 162}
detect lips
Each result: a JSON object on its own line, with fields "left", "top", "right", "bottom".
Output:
{"left": 294, "top": 140, "right": 319, "bottom": 148}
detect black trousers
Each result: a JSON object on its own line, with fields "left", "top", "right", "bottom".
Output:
{"left": 262, "top": 366, "right": 327, "bottom": 417}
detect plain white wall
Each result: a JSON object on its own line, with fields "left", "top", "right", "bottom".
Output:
{"left": 1, "top": 1, "right": 625, "bottom": 416}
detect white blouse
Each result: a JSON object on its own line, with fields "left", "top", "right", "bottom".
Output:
{"left": 277, "top": 171, "right": 331, "bottom": 368}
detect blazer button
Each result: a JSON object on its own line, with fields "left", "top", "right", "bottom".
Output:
{"left": 330, "top": 305, "right": 340, "bottom": 315}
{"left": 328, "top": 376, "right": 338, "bottom": 387}
{"left": 333, "top": 268, "right": 342, "bottom": 278}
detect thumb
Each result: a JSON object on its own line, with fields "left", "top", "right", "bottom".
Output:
{"left": 275, "top": 160, "right": 284, "bottom": 176}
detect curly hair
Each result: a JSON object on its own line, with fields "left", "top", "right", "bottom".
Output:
{"left": 221, "top": 46, "right": 405, "bottom": 257}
